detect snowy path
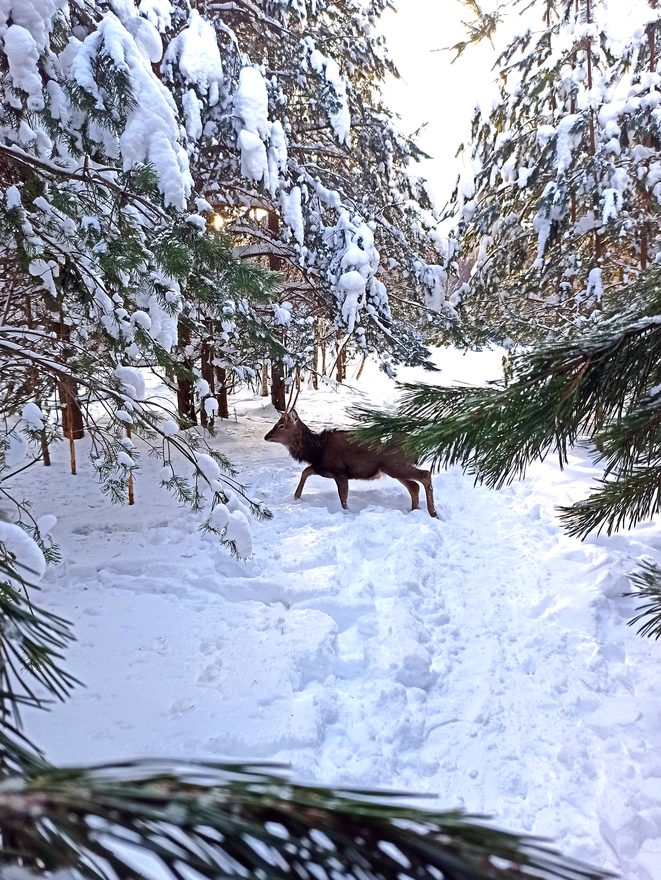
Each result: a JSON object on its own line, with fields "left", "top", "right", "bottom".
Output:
{"left": 18, "top": 353, "right": 661, "bottom": 880}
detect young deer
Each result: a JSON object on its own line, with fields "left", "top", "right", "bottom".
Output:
{"left": 264, "top": 409, "right": 437, "bottom": 517}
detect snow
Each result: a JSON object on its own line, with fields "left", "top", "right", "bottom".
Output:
{"left": 5, "top": 185, "right": 21, "bottom": 209}
{"left": 12, "top": 349, "right": 661, "bottom": 880}
{"left": 0, "top": 521, "right": 46, "bottom": 586}
{"left": 338, "top": 270, "right": 365, "bottom": 333}
{"left": 301, "top": 36, "right": 351, "bottom": 144}
{"left": 585, "top": 267, "right": 604, "bottom": 303}
{"left": 21, "top": 401, "right": 44, "bottom": 430}
{"left": 280, "top": 186, "right": 305, "bottom": 245}
{"left": 234, "top": 66, "right": 270, "bottom": 183}
{"left": 67, "top": 12, "right": 192, "bottom": 208}
{"left": 3, "top": 25, "right": 44, "bottom": 110}
{"left": 163, "top": 11, "right": 223, "bottom": 107}
{"left": 0, "top": 0, "right": 62, "bottom": 50}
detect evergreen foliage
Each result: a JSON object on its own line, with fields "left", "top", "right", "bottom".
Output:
{"left": 626, "top": 559, "right": 661, "bottom": 640}
{"left": 0, "top": 0, "right": 283, "bottom": 553}
{"left": 157, "top": 0, "right": 457, "bottom": 376}
{"left": 443, "top": 0, "right": 661, "bottom": 343}
{"left": 354, "top": 266, "right": 661, "bottom": 637}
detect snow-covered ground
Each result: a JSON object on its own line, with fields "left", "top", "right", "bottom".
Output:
{"left": 16, "top": 349, "right": 661, "bottom": 880}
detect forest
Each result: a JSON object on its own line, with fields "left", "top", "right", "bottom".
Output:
{"left": 1, "top": 1, "right": 660, "bottom": 879}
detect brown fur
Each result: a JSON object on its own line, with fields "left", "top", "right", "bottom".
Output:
{"left": 264, "top": 410, "right": 437, "bottom": 517}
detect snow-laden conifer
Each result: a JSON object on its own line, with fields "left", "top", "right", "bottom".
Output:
{"left": 0, "top": 0, "right": 280, "bottom": 555}
{"left": 446, "top": 0, "right": 661, "bottom": 342}
{"left": 158, "top": 0, "right": 457, "bottom": 387}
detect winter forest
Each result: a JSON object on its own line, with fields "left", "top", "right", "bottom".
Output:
{"left": 1, "top": 0, "right": 661, "bottom": 877}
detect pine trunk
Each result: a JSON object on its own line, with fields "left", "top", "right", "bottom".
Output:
{"left": 311, "top": 340, "right": 319, "bottom": 390}
{"left": 216, "top": 366, "right": 229, "bottom": 419}
{"left": 267, "top": 211, "right": 287, "bottom": 411}
{"left": 53, "top": 314, "right": 84, "bottom": 440}
{"left": 270, "top": 359, "right": 286, "bottom": 412}
{"left": 200, "top": 333, "right": 215, "bottom": 428}
{"left": 176, "top": 317, "right": 197, "bottom": 425}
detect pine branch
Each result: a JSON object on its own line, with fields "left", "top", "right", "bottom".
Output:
{"left": 353, "top": 268, "right": 661, "bottom": 536}
{"left": 0, "top": 760, "right": 609, "bottom": 880}
{"left": 625, "top": 560, "right": 661, "bottom": 640}
{"left": 558, "top": 465, "right": 661, "bottom": 537}
{"left": 0, "top": 552, "right": 78, "bottom": 737}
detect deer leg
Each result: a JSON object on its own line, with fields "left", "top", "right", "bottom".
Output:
{"left": 397, "top": 478, "right": 420, "bottom": 511}
{"left": 334, "top": 476, "right": 349, "bottom": 510}
{"left": 419, "top": 470, "right": 437, "bottom": 518}
{"left": 403, "top": 467, "right": 437, "bottom": 518}
{"left": 294, "top": 465, "right": 316, "bottom": 499}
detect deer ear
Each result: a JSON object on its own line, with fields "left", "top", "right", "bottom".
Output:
{"left": 289, "top": 409, "right": 299, "bottom": 421}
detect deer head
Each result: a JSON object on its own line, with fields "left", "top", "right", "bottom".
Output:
{"left": 263, "top": 409, "right": 302, "bottom": 446}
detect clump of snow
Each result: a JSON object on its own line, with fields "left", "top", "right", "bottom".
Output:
{"left": 145, "top": 290, "right": 179, "bottom": 351}
{"left": 301, "top": 36, "right": 351, "bottom": 144}
{"left": 21, "top": 401, "right": 44, "bottom": 430}
{"left": 67, "top": 12, "right": 192, "bottom": 207}
{"left": 224, "top": 509, "right": 252, "bottom": 557}
{"left": 280, "top": 186, "right": 304, "bottom": 245}
{"left": 115, "top": 366, "right": 146, "bottom": 401}
{"left": 163, "top": 10, "right": 223, "bottom": 107}
{"left": 238, "top": 129, "right": 269, "bottom": 183}
{"left": 0, "top": 0, "right": 62, "bottom": 49}
{"left": 5, "top": 185, "right": 21, "bottom": 209}
{"left": 204, "top": 397, "right": 219, "bottom": 418}
{"left": 209, "top": 502, "right": 230, "bottom": 531}
{"left": 273, "top": 301, "right": 292, "bottom": 325}
{"left": 0, "top": 521, "right": 46, "bottom": 586}
{"left": 338, "top": 270, "right": 365, "bottom": 334}
{"left": 3, "top": 25, "right": 44, "bottom": 110}
{"left": 268, "top": 121, "right": 288, "bottom": 197}
{"left": 234, "top": 66, "right": 271, "bottom": 183}
{"left": 138, "top": 0, "right": 171, "bottom": 31}
{"left": 585, "top": 267, "right": 603, "bottom": 303}
{"left": 125, "top": 16, "right": 162, "bottom": 63}
{"left": 195, "top": 453, "right": 221, "bottom": 484}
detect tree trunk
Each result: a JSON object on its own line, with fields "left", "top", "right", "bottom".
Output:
{"left": 261, "top": 362, "right": 269, "bottom": 397}
{"left": 311, "top": 339, "right": 319, "bottom": 390}
{"left": 176, "top": 317, "right": 197, "bottom": 425}
{"left": 267, "top": 211, "right": 287, "bottom": 410}
{"left": 53, "top": 313, "right": 84, "bottom": 440}
{"left": 335, "top": 333, "right": 346, "bottom": 383}
{"left": 215, "top": 366, "right": 229, "bottom": 419}
{"left": 270, "top": 358, "right": 286, "bottom": 412}
{"left": 25, "top": 296, "right": 51, "bottom": 466}
{"left": 200, "top": 331, "right": 215, "bottom": 429}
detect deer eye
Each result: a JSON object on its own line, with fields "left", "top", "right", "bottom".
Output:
{"left": 279, "top": 425, "right": 285, "bottom": 429}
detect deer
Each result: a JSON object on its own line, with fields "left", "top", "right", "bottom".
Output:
{"left": 264, "top": 409, "right": 437, "bottom": 517}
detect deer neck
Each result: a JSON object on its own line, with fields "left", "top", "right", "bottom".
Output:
{"left": 290, "top": 422, "right": 322, "bottom": 464}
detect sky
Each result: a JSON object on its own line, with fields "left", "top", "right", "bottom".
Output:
{"left": 381, "top": 0, "right": 497, "bottom": 207}
{"left": 381, "top": 0, "right": 652, "bottom": 208}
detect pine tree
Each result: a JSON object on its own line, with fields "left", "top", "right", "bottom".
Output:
{"left": 444, "top": 0, "right": 661, "bottom": 343}
{"left": 354, "top": 265, "right": 661, "bottom": 639}
{"left": 0, "top": 0, "right": 282, "bottom": 554}
{"left": 157, "top": 0, "right": 457, "bottom": 397}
